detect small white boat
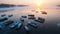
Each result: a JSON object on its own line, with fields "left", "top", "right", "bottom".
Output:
{"left": 24, "top": 25, "right": 30, "bottom": 32}
{"left": 15, "top": 22, "right": 23, "bottom": 30}
{"left": 28, "top": 21, "right": 38, "bottom": 28}
{"left": 9, "top": 22, "right": 19, "bottom": 29}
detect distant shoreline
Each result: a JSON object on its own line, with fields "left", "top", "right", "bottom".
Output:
{"left": 0, "top": 4, "right": 28, "bottom": 8}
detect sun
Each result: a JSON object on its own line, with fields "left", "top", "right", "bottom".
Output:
{"left": 34, "top": 0, "right": 42, "bottom": 7}
{"left": 34, "top": 0, "right": 44, "bottom": 11}
{"left": 33, "top": 0, "right": 41, "bottom": 11}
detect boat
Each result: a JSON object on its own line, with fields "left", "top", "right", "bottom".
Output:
{"left": 28, "top": 15, "right": 35, "bottom": 20}
{"left": 8, "top": 22, "right": 19, "bottom": 29}
{"left": 41, "top": 11, "right": 47, "bottom": 14}
{"left": 1, "top": 14, "right": 6, "bottom": 17}
{"left": 4, "top": 20, "right": 14, "bottom": 26}
{"left": 28, "top": 21, "right": 38, "bottom": 28}
{"left": 35, "top": 17, "right": 45, "bottom": 23}
{"left": 28, "top": 16, "right": 35, "bottom": 19}
{"left": 21, "top": 16, "right": 27, "bottom": 18}
{"left": 24, "top": 25, "right": 30, "bottom": 32}
{"left": 8, "top": 15, "right": 13, "bottom": 17}
{"left": 15, "top": 22, "right": 23, "bottom": 30}
{"left": 0, "top": 17, "right": 8, "bottom": 22}
{"left": 28, "top": 15, "right": 34, "bottom": 16}
{"left": 20, "top": 18, "right": 24, "bottom": 22}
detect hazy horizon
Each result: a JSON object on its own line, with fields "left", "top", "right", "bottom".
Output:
{"left": 0, "top": 0, "right": 60, "bottom": 9}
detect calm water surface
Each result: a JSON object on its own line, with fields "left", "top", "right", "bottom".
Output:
{"left": 0, "top": 6, "right": 60, "bottom": 34}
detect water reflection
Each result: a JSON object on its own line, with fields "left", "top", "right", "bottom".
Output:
{"left": 0, "top": 6, "right": 60, "bottom": 34}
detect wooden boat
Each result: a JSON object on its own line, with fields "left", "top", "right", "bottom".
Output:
{"left": 4, "top": 20, "right": 14, "bottom": 26}
{"left": 28, "top": 15, "right": 34, "bottom": 16}
{"left": 8, "top": 15, "right": 13, "bottom": 17}
{"left": 1, "top": 14, "right": 6, "bottom": 17}
{"left": 0, "top": 17, "right": 8, "bottom": 22}
{"left": 21, "top": 16, "right": 27, "bottom": 18}
{"left": 41, "top": 11, "right": 47, "bottom": 14}
{"left": 28, "top": 15, "right": 35, "bottom": 20}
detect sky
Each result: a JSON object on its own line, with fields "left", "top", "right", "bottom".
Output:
{"left": 0, "top": 0, "right": 60, "bottom": 7}
{"left": 0, "top": 0, "right": 60, "bottom": 4}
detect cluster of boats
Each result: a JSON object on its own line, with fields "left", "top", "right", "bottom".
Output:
{"left": 22, "top": 15, "right": 45, "bottom": 32}
{"left": 32, "top": 10, "right": 47, "bottom": 15}
{"left": 0, "top": 14, "right": 45, "bottom": 32}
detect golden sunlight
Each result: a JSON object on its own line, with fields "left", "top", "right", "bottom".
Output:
{"left": 34, "top": 0, "right": 44, "bottom": 7}
{"left": 34, "top": 0, "right": 44, "bottom": 12}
